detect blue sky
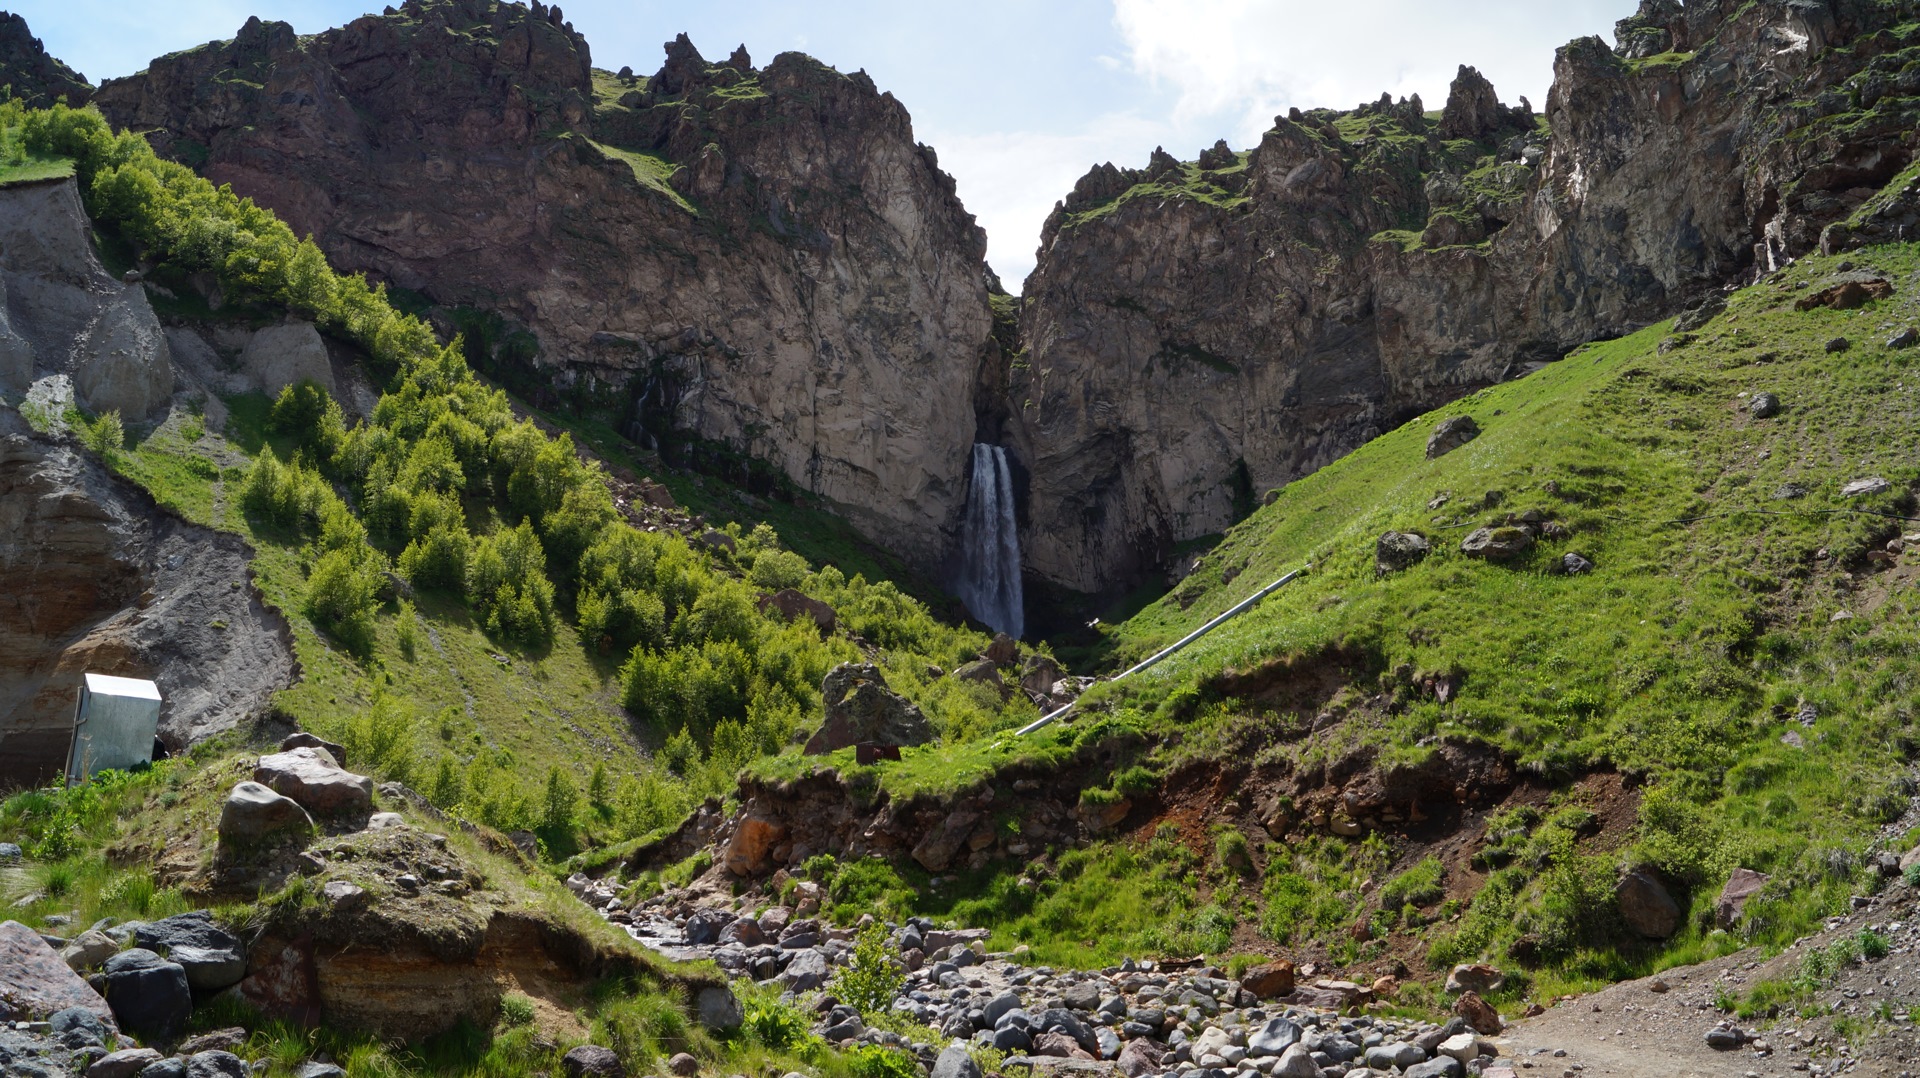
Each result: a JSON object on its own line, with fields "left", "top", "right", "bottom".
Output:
{"left": 14, "top": 0, "right": 1631, "bottom": 286}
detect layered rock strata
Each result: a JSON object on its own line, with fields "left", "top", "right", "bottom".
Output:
{"left": 92, "top": 1, "right": 995, "bottom": 572}
{"left": 0, "top": 423, "right": 295, "bottom": 787}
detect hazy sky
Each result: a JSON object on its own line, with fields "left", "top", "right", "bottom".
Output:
{"left": 15, "top": 0, "right": 1631, "bottom": 287}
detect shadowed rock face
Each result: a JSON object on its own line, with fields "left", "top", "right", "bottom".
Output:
{"left": 0, "top": 424, "right": 295, "bottom": 788}
{"left": 91, "top": 0, "right": 996, "bottom": 574}
{"left": 1012, "top": 0, "right": 1920, "bottom": 594}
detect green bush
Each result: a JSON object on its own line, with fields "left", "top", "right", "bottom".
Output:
{"left": 831, "top": 924, "right": 905, "bottom": 1015}
{"left": 743, "top": 1000, "right": 810, "bottom": 1050}
{"left": 846, "top": 1045, "right": 918, "bottom": 1078}
{"left": 82, "top": 410, "right": 123, "bottom": 455}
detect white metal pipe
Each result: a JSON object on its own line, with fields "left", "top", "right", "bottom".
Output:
{"left": 1014, "top": 564, "right": 1309, "bottom": 736}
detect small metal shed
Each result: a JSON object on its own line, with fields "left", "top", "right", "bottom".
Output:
{"left": 66, "top": 673, "right": 162, "bottom": 783}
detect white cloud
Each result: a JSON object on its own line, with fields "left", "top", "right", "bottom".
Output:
{"left": 928, "top": 111, "right": 1173, "bottom": 290}
{"left": 1112, "top": 0, "right": 1623, "bottom": 143}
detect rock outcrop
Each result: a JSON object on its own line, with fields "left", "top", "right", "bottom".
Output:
{"left": 0, "top": 178, "right": 173, "bottom": 416}
{"left": 91, "top": 1, "right": 996, "bottom": 574}
{"left": 1011, "top": 0, "right": 1920, "bottom": 594}
{"left": 0, "top": 426, "right": 296, "bottom": 787}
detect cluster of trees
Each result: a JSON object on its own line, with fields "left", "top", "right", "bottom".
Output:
{"left": 21, "top": 103, "right": 1033, "bottom": 841}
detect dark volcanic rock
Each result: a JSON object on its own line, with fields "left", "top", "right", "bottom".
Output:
{"left": 101, "top": 949, "right": 191, "bottom": 1039}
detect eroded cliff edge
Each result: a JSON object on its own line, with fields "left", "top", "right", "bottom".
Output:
{"left": 91, "top": 0, "right": 997, "bottom": 574}
{"left": 1012, "top": 0, "right": 1920, "bottom": 595}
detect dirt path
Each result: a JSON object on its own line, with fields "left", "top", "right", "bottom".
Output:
{"left": 1497, "top": 882, "right": 1920, "bottom": 1077}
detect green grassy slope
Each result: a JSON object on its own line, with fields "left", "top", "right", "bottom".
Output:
{"left": 1044, "top": 242, "right": 1920, "bottom": 985}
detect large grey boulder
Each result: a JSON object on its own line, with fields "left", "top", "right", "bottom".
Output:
{"left": 72, "top": 288, "right": 174, "bottom": 420}
{"left": 86, "top": 1048, "right": 164, "bottom": 1078}
{"left": 61, "top": 929, "right": 119, "bottom": 971}
{"left": 1461, "top": 526, "right": 1533, "bottom": 561}
{"left": 803, "top": 663, "right": 931, "bottom": 755}
{"left": 218, "top": 781, "right": 313, "bottom": 845}
{"left": 253, "top": 747, "right": 373, "bottom": 817}
{"left": 1426, "top": 416, "right": 1481, "bottom": 459}
{"left": 777, "top": 948, "right": 830, "bottom": 991}
{"left": 1376, "top": 531, "right": 1431, "bottom": 574}
{"left": 184, "top": 1052, "right": 248, "bottom": 1078}
{"left": 560, "top": 1046, "right": 625, "bottom": 1078}
{"left": 931, "top": 1045, "right": 982, "bottom": 1078}
{"left": 239, "top": 322, "right": 336, "bottom": 399}
{"left": 695, "top": 985, "right": 743, "bottom": 1030}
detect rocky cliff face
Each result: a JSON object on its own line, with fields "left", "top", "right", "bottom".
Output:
{"left": 92, "top": 0, "right": 995, "bottom": 573}
{"left": 0, "top": 420, "right": 295, "bottom": 788}
{"left": 0, "top": 178, "right": 173, "bottom": 417}
{"left": 1013, "top": 0, "right": 1920, "bottom": 595}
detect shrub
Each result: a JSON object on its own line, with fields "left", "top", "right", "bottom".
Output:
{"left": 1214, "top": 829, "right": 1252, "bottom": 875}
{"left": 499, "top": 993, "right": 536, "bottom": 1028}
{"left": 1378, "top": 857, "right": 1446, "bottom": 910}
{"left": 743, "top": 1000, "right": 810, "bottom": 1050}
{"left": 749, "top": 548, "right": 809, "bottom": 591}
{"left": 304, "top": 546, "right": 383, "bottom": 654}
{"left": 846, "top": 1045, "right": 918, "bottom": 1078}
{"left": 82, "top": 410, "right": 123, "bottom": 455}
{"left": 541, "top": 766, "right": 579, "bottom": 837}
{"left": 831, "top": 923, "right": 905, "bottom": 1015}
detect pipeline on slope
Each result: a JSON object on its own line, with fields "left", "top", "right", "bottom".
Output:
{"left": 1015, "top": 564, "right": 1310, "bottom": 736}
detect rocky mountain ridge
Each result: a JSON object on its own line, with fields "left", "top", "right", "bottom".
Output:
{"left": 1011, "top": 0, "right": 1920, "bottom": 595}
{"left": 12, "top": 0, "right": 1920, "bottom": 608}
{"left": 88, "top": 0, "right": 995, "bottom": 575}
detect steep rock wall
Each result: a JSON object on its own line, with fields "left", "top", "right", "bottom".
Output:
{"left": 1015, "top": 0, "right": 1920, "bottom": 595}
{"left": 92, "top": 1, "right": 994, "bottom": 572}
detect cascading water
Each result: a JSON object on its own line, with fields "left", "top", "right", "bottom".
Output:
{"left": 956, "top": 443, "right": 1024, "bottom": 639}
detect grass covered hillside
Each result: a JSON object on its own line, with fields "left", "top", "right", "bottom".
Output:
{"left": 3, "top": 101, "right": 1036, "bottom": 859}
{"left": 1046, "top": 243, "right": 1920, "bottom": 990}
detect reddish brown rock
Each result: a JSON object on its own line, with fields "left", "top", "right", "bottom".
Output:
{"left": 1615, "top": 870, "right": 1681, "bottom": 939}
{"left": 1445, "top": 963, "right": 1505, "bottom": 995}
{"left": 1236, "top": 960, "right": 1297, "bottom": 999}
{"left": 756, "top": 589, "right": 837, "bottom": 635}
{"left": 723, "top": 813, "right": 788, "bottom": 877}
{"left": 1454, "top": 990, "right": 1503, "bottom": 1035}
{"left": 1715, "top": 868, "right": 1769, "bottom": 929}
{"left": 0, "top": 919, "right": 119, "bottom": 1031}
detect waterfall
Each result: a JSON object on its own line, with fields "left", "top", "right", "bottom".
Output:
{"left": 957, "top": 443, "right": 1025, "bottom": 639}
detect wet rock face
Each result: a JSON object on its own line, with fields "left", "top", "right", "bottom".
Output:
{"left": 1014, "top": 0, "right": 1920, "bottom": 594}
{"left": 93, "top": 1, "right": 995, "bottom": 574}
{"left": 0, "top": 429, "right": 296, "bottom": 787}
